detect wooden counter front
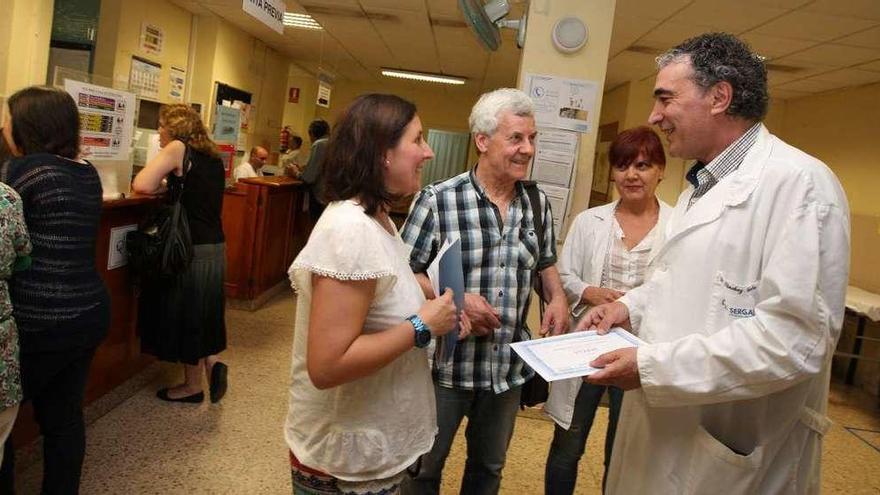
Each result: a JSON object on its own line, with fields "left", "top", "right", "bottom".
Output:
{"left": 223, "top": 177, "right": 310, "bottom": 308}
{"left": 12, "top": 196, "right": 159, "bottom": 447}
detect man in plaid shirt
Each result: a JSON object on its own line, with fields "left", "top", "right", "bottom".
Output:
{"left": 401, "top": 88, "right": 569, "bottom": 495}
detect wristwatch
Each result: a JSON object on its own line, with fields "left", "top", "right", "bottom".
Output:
{"left": 407, "top": 315, "right": 433, "bottom": 348}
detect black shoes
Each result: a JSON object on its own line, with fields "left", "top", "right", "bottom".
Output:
{"left": 210, "top": 362, "right": 228, "bottom": 403}
{"left": 157, "top": 388, "right": 204, "bottom": 403}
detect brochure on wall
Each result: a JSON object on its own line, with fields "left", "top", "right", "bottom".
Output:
{"left": 532, "top": 129, "right": 578, "bottom": 187}
{"left": 140, "top": 23, "right": 164, "bottom": 55}
{"left": 510, "top": 328, "right": 645, "bottom": 381}
{"left": 213, "top": 105, "right": 241, "bottom": 144}
{"left": 169, "top": 66, "right": 186, "bottom": 101}
{"left": 539, "top": 184, "right": 569, "bottom": 239}
{"left": 64, "top": 79, "right": 136, "bottom": 161}
{"left": 129, "top": 56, "right": 161, "bottom": 100}
{"left": 524, "top": 74, "right": 598, "bottom": 133}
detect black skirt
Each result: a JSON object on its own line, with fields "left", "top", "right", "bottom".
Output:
{"left": 139, "top": 243, "right": 227, "bottom": 365}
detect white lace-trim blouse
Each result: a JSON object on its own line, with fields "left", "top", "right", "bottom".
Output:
{"left": 284, "top": 200, "right": 437, "bottom": 482}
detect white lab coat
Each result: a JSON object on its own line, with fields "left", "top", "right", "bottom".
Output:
{"left": 606, "top": 125, "right": 850, "bottom": 494}
{"left": 544, "top": 199, "right": 672, "bottom": 429}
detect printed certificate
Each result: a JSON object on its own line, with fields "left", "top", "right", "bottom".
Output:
{"left": 511, "top": 328, "right": 645, "bottom": 381}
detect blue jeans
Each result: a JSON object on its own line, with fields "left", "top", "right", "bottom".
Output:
{"left": 544, "top": 384, "right": 623, "bottom": 495}
{"left": 401, "top": 383, "right": 522, "bottom": 495}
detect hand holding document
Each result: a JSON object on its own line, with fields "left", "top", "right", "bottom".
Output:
{"left": 427, "top": 238, "right": 464, "bottom": 363}
{"left": 510, "top": 328, "right": 645, "bottom": 381}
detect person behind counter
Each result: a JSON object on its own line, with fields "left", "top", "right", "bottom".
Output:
{"left": 132, "top": 104, "right": 229, "bottom": 404}
{"left": 0, "top": 85, "right": 110, "bottom": 494}
{"left": 285, "top": 94, "right": 468, "bottom": 494}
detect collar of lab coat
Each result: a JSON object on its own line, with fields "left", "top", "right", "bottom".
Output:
{"left": 652, "top": 124, "right": 773, "bottom": 262}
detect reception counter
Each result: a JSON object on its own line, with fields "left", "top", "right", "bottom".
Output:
{"left": 222, "top": 176, "right": 310, "bottom": 309}
{"left": 12, "top": 195, "right": 160, "bottom": 446}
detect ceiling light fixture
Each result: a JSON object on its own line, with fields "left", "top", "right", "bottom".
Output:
{"left": 283, "top": 13, "right": 322, "bottom": 30}
{"left": 380, "top": 69, "right": 466, "bottom": 85}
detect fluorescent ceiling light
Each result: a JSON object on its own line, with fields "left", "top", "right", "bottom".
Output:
{"left": 283, "top": 13, "right": 322, "bottom": 30}
{"left": 381, "top": 69, "right": 466, "bottom": 85}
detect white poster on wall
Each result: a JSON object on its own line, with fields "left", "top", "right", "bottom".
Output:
{"left": 524, "top": 74, "right": 598, "bottom": 133}
{"left": 140, "top": 23, "right": 164, "bottom": 55}
{"left": 64, "top": 79, "right": 136, "bottom": 161}
{"left": 317, "top": 82, "right": 332, "bottom": 108}
{"left": 242, "top": 0, "right": 286, "bottom": 34}
{"left": 169, "top": 66, "right": 186, "bottom": 102}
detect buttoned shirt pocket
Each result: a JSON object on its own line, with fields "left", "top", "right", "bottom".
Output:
{"left": 517, "top": 228, "right": 540, "bottom": 272}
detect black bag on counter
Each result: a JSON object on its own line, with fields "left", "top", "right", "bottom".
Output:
{"left": 127, "top": 147, "right": 193, "bottom": 280}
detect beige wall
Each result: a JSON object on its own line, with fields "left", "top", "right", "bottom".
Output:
{"left": 518, "top": 0, "right": 616, "bottom": 237}
{"left": 93, "top": 0, "right": 192, "bottom": 97}
{"left": 281, "top": 66, "right": 319, "bottom": 142}
{"left": 774, "top": 82, "right": 880, "bottom": 295}
{"left": 0, "top": 0, "right": 54, "bottom": 99}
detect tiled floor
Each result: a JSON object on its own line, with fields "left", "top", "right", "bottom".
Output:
{"left": 14, "top": 291, "right": 880, "bottom": 494}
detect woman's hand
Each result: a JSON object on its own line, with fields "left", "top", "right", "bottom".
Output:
{"left": 582, "top": 286, "right": 624, "bottom": 306}
{"left": 418, "top": 288, "right": 459, "bottom": 336}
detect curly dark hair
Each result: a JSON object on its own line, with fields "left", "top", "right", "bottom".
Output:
{"left": 657, "top": 33, "right": 768, "bottom": 121}
{"left": 321, "top": 94, "right": 417, "bottom": 216}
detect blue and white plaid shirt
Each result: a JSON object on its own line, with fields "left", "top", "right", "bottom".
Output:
{"left": 401, "top": 168, "right": 557, "bottom": 393}
{"left": 686, "top": 122, "right": 761, "bottom": 209}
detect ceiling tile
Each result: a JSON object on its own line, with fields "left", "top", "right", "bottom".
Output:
{"left": 609, "top": 15, "right": 662, "bottom": 56}
{"left": 739, "top": 33, "right": 818, "bottom": 59}
{"left": 780, "top": 44, "right": 880, "bottom": 67}
{"left": 836, "top": 26, "right": 880, "bottom": 49}
{"left": 300, "top": 0, "right": 362, "bottom": 7}
{"left": 359, "top": 0, "right": 425, "bottom": 12}
{"left": 810, "top": 68, "right": 880, "bottom": 85}
{"left": 669, "top": 0, "right": 787, "bottom": 33}
{"left": 768, "top": 88, "right": 813, "bottom": 99}
{"left": 857, "top": 60, "right": 880, "bottom": 72}
{"left": 639, "top": 21, "right": 720, "bottom": 49}
{"left": 775, "top": 77, "right": 843, "bottom": 93}
{"left": 800, "top": 0, "right": 880, "bottom": 21}
{"left": 613, "top": 0, "right": 694, "bottom": 22}
{"left": 749, "top": 12, "right": 877, "bottom": 42}
{"left": 426, "top": 0, "right": 460, "bottom": 18}
{"left": 732, "top": 0, "right": 810, "bottom": 8}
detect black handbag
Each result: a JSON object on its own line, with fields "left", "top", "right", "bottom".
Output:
{"left": 127, "top": 147, "right": 194, "bottom": 280}
{"left": 519, "top": 181, "right": 550, "bottom": 408}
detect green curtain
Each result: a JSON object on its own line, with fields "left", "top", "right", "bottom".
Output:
{"left": 422, "top": 130, "right": 470, "bottom": 186}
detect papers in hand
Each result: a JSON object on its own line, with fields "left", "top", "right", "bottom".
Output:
{"left": 510, "top": 328, "right": 645, "bottom": 381}
{"left": 427, "top": 238, "right": 464, "bottom": 363}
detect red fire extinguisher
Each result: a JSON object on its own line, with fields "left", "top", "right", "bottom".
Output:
{"left": 280, "top": 126, "right": 292, "bottom": 152}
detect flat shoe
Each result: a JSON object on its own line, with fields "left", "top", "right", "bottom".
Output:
{"left": 210, "top": 362, "right": 228, "bottom": 403}
{"left": 157, "top": 388, "right": 204, "bottom": 403}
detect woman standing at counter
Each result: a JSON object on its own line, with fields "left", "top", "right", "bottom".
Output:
{"left": 0, "top": 85, "right": 110, "bottom": 494}
{"left": 133, "top": 104, "right": 228, "bottom": 404}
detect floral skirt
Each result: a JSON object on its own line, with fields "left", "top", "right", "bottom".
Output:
{"left": 289, "top": 451, "right": 405, "bottom": 495}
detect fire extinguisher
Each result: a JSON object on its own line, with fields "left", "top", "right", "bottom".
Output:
{"left": 280, "top": 126, "right": 291, "bottom": 152}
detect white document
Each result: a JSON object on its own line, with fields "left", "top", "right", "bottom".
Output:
{"left": 510, "top": 328, "right": 645, "bottom": 381}
{"left": 524, "top": 74, "right": 599, "bottom": 133}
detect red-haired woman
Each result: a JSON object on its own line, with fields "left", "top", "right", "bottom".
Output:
{"left": 544, "top": 126, "right": 672, "bottom": 494}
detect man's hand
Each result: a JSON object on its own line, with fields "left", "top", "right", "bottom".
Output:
{"left": 463, "top": 293, "right": 500, "bottom": 337}
{"left": 584, "top": 347, "right": 641, "bottom": 390}
{"left": 540, "top": 296, "right": 570, "bottom": 336}
{"left": 582, "top": 286, "right": 624, "bottom": 306}
{"left": 576, "top": 301, "right": 630, "bottom": 334}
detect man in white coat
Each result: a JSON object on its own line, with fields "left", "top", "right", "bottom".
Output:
{"left": 579, "top": 33, "right": 850, "bottom": 494}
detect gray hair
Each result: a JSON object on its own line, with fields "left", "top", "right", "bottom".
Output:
{"left": 469, "top": 88, "right": 535, "bottom": 136}
{"left": 657, "top": 32, "right": 768, "bottom": 121}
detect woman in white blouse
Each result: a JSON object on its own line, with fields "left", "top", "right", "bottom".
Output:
{"left": 544, "top": 126, "right": 672, "bottom": 494}
{"left": 285, "top": 94, "right": 469, "bottom": 495}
